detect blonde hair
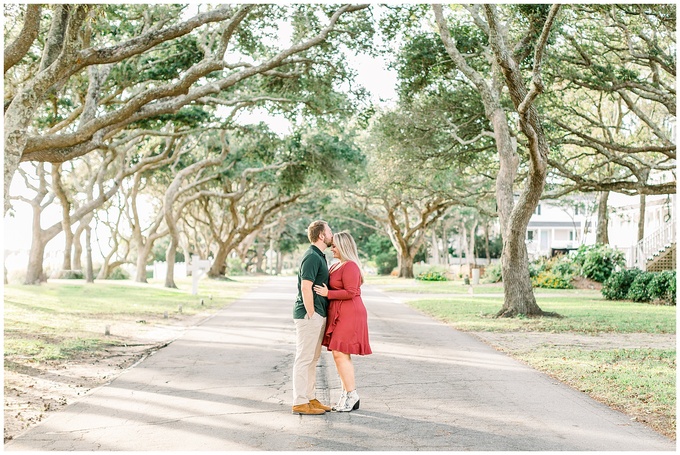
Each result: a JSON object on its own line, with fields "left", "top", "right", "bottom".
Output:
{"left": 307, "top": 220, "right": 328, "bottom": 243}
{"left": 333, "top": 231, "right": 364, "bottom": 284}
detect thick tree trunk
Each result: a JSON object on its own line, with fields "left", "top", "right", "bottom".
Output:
{"left": 276, "top": 249, "right": 283, "bottom": 275}
{"left": 596, "top": 191, "right": 610, "bottom": 244}
{"left": 24, "top": 170, "right": 50, "bottom": 284}
{"left": 491, "top": 110, "right": 545, "bottom": 318}
{"left": 389, "top": 230, "right": 421, "bottom": 279}
{"left": 4, "top": 6, "right": 86, "bottom": 214}
{"left": 485, "top": 6, "right": 559, "bottom": 317}
{"left": 433, "top": 3, "right": 560, "bottom": 317}
{"left": 496, "top": 232, "right": 536, "bottom": 317}
{"left": 209, "top": 243, "right": 230, "bottom": 277}
{"left": 164, "top": 236, "right": 178, "bottom": 289}
{"left": 96, "top": 261, "right": 111, "bottom": 280}
{"left": 52, "top": 165, "right": 74, "bottom": 273}
{"left": 457, "top": 230, "right": 463, "bottom": 262}
{"left": 637, "top": 194, "right": 646, "bottom": 242}
{"left": 398, "top": 254, "right": 414, "bottom": 278}
{"left": 25, "top": 234, "right": 47, "bottom": 284}
{"left": 59, "top": 223, "right": 73, "bottom": 271}
{"left": 134, "top": 243, "right": 150, "bottom": 283}
{"left": 73, "top": 223, "right": 85, "bottom": 270}
{"left": 255, "top": 243, "right": 265, "bottom": 273}
{"left": 164, "top": 209, "right": 179, "bottom": 288}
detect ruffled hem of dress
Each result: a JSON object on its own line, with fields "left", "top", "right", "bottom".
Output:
{"left": 325, "top": 339, "right": 372, "bottom": 356}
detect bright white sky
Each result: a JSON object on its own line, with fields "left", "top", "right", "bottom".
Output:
{"left": 235, "top": 51, "right": 398, "bottom": 134}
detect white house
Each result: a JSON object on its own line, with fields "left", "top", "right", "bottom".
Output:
{"left": 607, "top": 193, "right": 676, "bottom": 270}
{"left": 525, "top": 196, "right": 596, "bottom": 258}
{"left": 525, "top": 192, "right": 676, "bottom": 271}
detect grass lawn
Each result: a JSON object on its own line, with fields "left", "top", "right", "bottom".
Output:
{"left": 4, "top": 277, "right": 263, "bottom": 362}
{"left": 406, "top": 293, "right": 676, "bottom": 333}
{"left": 377, "top": 277, "right": 677, "bottom": 439}
{"left": 520, "top": 347, "right": 675, "bottom": 437}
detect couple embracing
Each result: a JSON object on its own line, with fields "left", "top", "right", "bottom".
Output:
{"left": 291, "top": 220, "right": 372, "bottom": 415}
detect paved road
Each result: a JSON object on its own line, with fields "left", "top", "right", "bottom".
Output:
{"left": 5, "top": 277, "right": 674, "bottom": 451}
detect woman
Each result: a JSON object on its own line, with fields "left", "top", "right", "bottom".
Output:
{"left": 313, "top": 231, "right": 371, "bottom": 412}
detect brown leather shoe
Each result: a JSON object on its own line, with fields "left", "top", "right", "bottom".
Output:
{"left": 291, "top": 403, "right": 325, "bottom": 415}
{"left": 309, "top": 399, "right": 331, "bottom": 412}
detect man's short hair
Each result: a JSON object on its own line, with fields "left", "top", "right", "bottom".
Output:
{"left": 307, "top": 220, "right": 328, "bottom": 243}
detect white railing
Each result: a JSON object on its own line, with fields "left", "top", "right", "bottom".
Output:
{"left": 628, "top": 221, "right": 676, "bottom": 270}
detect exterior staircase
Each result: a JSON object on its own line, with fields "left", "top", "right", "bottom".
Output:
{"left": 627, "top": 221, "right": 676, "bottom": 271}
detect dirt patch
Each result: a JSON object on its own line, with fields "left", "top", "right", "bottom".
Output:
{"left": 571, "top": 276, "right": 603, "bottom": 290}
{"left": 3, "top": 314, "right": 207, "bottom": 443}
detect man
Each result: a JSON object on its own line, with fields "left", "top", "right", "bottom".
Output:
{"left": 292, "top": 220, "right": 333, "bottom": 415}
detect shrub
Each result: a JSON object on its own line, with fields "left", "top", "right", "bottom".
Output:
{"left": 601, "top": 269, "right": 642, "bottom": 300}
{"left": 647, "top": 270, "right": 677, "bottom": 305}
{"left": 627, "top": 272, "right": 656, "bottom": 302}
{"left": 552, "top": 256, "right": 578, "bottom": 278}
{"left": 527, "top": 255, "right": 577, "bottom": 288}
{"left": 574, "top": 244, "right": 626, "bottom": 282}
{"left": 528, "top": 261, "right": 542, "bottom": 278}
{"left": 483, "top": 263, "right": 503, "bottom": 283}
{"left": 61, "top": 270, "right": 84, "bottom": 279}
{"left": 416, "top": 269, "right": 449, "bottom": 282}
{"left": 107, "top": 267, "right": 130, "bottom": 280}
{"left": 532, "top": 271, "right": 574, "bottom": 289}
{"left": 226, "top": 257, "right": 245, "bottom": 276}
{"left": 374, "top": 252, "right": 398, "bottom": 275}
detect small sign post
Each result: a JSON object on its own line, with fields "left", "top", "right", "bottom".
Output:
{"left": 189, "top": 255, "right": 211, "bottom": 295}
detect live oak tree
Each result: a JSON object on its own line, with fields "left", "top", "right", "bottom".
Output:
{"left": 12, "top": 164, "right": 54, "bottom": 284}
{"left": 350, "top": 188, "right": 454, "bottom": 279}
{"left": 192, "top": 183, "right": 300, "bottom": 279}
{"left": 541, "top": 4, "right": 675, "bottom": 243}
{"left": 3, "top": 3, "right": 371, "bottom": 214}
{"left": 5, "top": 4, "right": 373, "bottom": 282}
{"left": 160, "top": 132, "right": 233, "bottom": 287}
{"left": 432, "top": 4, "right": 561, "bottom": 316}
{"left": 350, "top": 102, "right": 491, "bottom": 278}
{"left": 377, "top": 28, "right": 499, "bottom": 275}
{"left": 14, "top": 148, "right": 121, "bottom": 284}
{"left": 117, "top": 127, "right": 234, "bottom": 286}
{"left": 194, "top": 128, "right": 363, "bottom": 278}
{"left": 543, "top": 4, "right": 675, "bottom": 198}
{"left": 95, "top": 192, "right": 131, "bottom": 280}
{"left": 51, "top": 157, "right": 107, "bottom": 276}
{"left": 180, "top": 132, "right": 281, "bottom": 278}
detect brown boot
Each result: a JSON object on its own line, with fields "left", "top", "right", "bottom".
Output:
{"left": 309, "top": 399, "right": 331, "bottom": 412}
{"left": 292, "top": 403, "right": 325, "bottom": 415}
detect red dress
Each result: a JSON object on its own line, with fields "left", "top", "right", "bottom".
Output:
{"left": 322, "top": 261, "right": 372, "bottom": 355}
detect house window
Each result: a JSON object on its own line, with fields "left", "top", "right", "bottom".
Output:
{"left": 527, "top": 230, "right": 535, "bottom": 242}
{"left": 534, "top": 204, "right": 541, "bottom": 215}
{"left": 574, "top": 206, "right": 579, "bottom": 215}
{"left": 569, "top": 231, "right": 574, "bottom": 241}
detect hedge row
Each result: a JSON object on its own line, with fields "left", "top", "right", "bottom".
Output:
{"left": 602, "top": 269, "right": 676, "bottom": 305}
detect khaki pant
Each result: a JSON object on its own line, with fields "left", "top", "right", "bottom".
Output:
{"left": 292, "top": 312, "right": 326, "bottom": 406}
